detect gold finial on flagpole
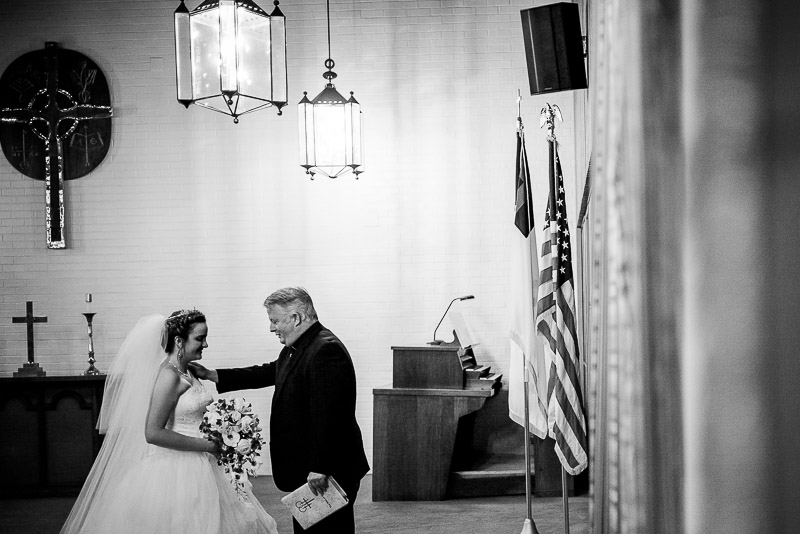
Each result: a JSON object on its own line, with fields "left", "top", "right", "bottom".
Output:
{"left": 540, "top": 103, "right": 562, "bottom": 141}
{"left": 517, "top": 89, "right": 524, "bottom": 133}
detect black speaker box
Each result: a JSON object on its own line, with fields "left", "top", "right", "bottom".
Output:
{"left": 520, "top": 3, "right": 587, "bottom": 95}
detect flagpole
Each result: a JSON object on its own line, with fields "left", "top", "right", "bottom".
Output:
{"left": 551, "top": 109, "right": 572, "bottom": 534}
{"left": 520, "top": 361, "right": 538, "bottom": 534}
{"left": 518, "top": 90, "right": 540, "bottom": 534}
{"left": 562, "top": 467, "right": 571, "bottom": 534}
{"left": 542, "top": 102, "right": 571, "bottom": 534}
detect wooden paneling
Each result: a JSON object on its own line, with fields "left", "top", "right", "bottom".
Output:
{"left": 0, "top": 396, "right": 41, "bottom": 489}
{"left": 0, "top": 375, "right": 105, "bottom": 497}
{"left": 391, "top": 346, "right": 465, "bottom": 390}
{"left": 372, "top": 388, "right": 492, "bottom": 500}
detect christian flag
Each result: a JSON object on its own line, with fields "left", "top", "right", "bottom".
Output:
{"left": 508, "top": 127, "right": 549, "bottom": 439}
{"left": 535, "top": 139, "right": 588, "bottom": 475}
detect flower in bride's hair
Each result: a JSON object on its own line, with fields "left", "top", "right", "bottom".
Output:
{"left": 200, "top": 397, "right": 265, "bottom": 501}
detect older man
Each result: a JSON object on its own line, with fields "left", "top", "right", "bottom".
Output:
{"left": 192, "top": 287, "right": 369, "bottom": 534}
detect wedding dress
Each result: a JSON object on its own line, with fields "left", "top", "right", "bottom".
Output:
{"left": 60, "top": 315, "right": 279, "bottom": 534}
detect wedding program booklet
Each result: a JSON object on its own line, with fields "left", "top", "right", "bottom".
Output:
{"left": 281, "top": 477, "right": 349, "bottom": 529}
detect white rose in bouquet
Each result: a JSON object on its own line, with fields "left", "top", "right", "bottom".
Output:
{"left": 205, "top": 411, "right": 222, "bottom": 427}
{"left": 236, "top": 439, "right": 252, "bottom": 455}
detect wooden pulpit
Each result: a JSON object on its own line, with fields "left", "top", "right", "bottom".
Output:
{"left": 372, "top": 343, "right": 503, "bottom": 501}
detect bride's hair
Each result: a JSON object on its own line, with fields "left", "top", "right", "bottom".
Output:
{"left": 162, "top": 309, "right": 206, "bottom": 352}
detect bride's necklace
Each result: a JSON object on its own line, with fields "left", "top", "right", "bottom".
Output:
{"left": 168, "top": 359, "right": 191, "bottom": 381}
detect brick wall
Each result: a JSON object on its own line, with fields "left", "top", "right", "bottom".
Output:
{"left": 0, "top": 0, "right": 586, "bottom": 473}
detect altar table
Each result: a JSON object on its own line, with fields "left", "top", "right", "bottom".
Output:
{"left": 0, "top": 375, "right": 105, "bottom": 497}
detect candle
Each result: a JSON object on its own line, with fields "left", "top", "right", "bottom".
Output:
{"left": 86, "top": 293, "right": 92, "bottom": 304}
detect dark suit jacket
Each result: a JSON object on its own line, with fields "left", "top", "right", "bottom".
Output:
{"left": 216, "top": 322, "right": 369, "bottom": 492}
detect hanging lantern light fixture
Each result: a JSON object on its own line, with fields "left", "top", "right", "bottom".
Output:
{"left": 174, "top": 0, "right": 287, "bottom": 123}
{"left": 298, "top": 0, "right": 364, "bottom": 179}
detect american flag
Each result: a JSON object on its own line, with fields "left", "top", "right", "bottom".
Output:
{"left": 535, "top": 139, "right": 588, "bottom": 475}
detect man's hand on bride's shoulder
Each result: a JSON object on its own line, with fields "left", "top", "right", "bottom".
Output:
{"left": 189, "top": 362, "right": 218, "bottom": 382}
{"left": 188, "top": 361, "right": 208, "bottom": 378}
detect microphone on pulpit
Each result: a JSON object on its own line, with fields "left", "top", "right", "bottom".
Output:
{"left": 428, "top": 295, "right": 475, "bottom": 345}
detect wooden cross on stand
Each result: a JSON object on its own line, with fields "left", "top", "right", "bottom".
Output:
{"left": 0, "top": 42, "right": 113, "bottom": 249}
{"left": 12, "top": 301, "right": 48, "bottom": 377}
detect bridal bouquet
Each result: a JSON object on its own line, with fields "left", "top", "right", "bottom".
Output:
{"left": 200, "top": 397, "right": 265, "bottom": 500}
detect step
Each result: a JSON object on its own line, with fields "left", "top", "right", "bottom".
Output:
{"left": 447, "top": 468, "right": 528, "bottom": 498}
{"left": 447, "top": 454, "right": 529, "bottom": 498}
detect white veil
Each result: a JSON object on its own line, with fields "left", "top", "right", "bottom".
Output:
{"left": 60, "top": 314, "right": 167, "bottom": 534}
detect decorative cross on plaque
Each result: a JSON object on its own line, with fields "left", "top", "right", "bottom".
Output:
{"left": 0, "top": 42, "right": 113, "bottom": 249}
{"left": 12, "top": 301, "right": 48, "bottom": 377}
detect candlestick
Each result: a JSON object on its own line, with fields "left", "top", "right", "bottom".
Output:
{"left": 82, "top": 312, "right": 100, "bottom": 375}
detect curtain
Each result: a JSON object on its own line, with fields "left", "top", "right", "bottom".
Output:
{"left": 580, "top": 0, "right": 684, "bottom": 532}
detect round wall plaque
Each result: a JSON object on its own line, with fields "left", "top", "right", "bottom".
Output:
{"left": 0, "top": 42, "right": 112, "bottom": 181}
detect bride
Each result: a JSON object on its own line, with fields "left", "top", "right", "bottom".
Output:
{"left": 60, "top": 310, "right": 279, "bottom": 534}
